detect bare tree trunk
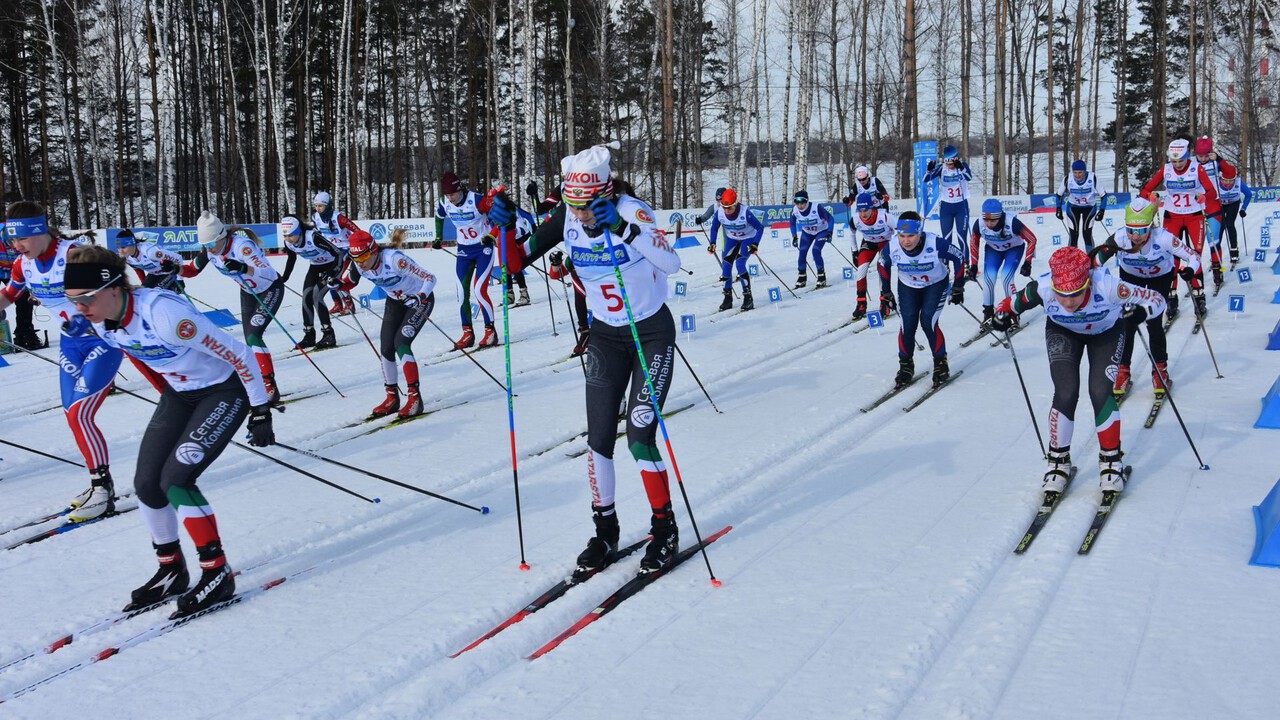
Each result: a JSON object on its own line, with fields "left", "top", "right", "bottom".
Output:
{"left": 993, "top": 0, "right": 1007, "bottom": 193}
{"left": 661, "top": 0, "right": 675, "bottom": 205}
{"left": 1047, "top": 0, "right": 1056, "bottom": 190}
{"left": 780, "top": 4, "right": 795, "bottom": 198}
{"left": 961, "top": 0, "right": 972, "bottom": 157}
{"left": 41, "top": 0, "right": 87, "bottom": 225}
{"left": 903, "top": 0, "right": 918, "bottom": 193}
{"left": 1072, "top": 0, "right": 1085, "bottom": 158}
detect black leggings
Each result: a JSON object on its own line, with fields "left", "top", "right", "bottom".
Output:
{"left": 1045, "top": 320, "right": 1124, "bottom": 450}
{"left": 302, "top": 262, "right": 339, "bottom": 328}
{"left": 1066, "top": 205, "right": 1098, "bottom": 252}
{"left": 1119, "top": 270, "right": 1172, "bottom": 365}
{"left": 239, "top": 281, "right": 285, "bottom": 349}
{"left": 1221, "top": 202, "right": 1242, "bottom": 255}
{"left": 584, "top": 304, "right": 676, "bottom": 459}
{"left": 134, "top": 374, "right": 248, "bottom": 509}
{"left": 380, "top": 295, "right": 433, "bottom": 362}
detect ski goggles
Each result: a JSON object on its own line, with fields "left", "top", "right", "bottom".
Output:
{"left": 1126, "top": 226, "right": 1152, "bottom": 237}
{"left": 65, "top": 266, "right": 124, "bottom": 307}
{"left": 1050, "top": 276, "right": 1091, "bottom": 298}
{"left": 6, "top": 216, "right": 49, "bottom": 239}
{"left": 793, "top": 196, "right": 809, "bottom": 205}
{"left": 896, "top": 219, "right": 923, "bottom": 235}
{"left": 349, "top": 245, "right": 379, "bottom": 263}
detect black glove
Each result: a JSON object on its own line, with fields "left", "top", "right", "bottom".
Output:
{"left": 1179, "top": 266, "right": 1196, "bottom": 283}
{"left": 949, "top": 284, "right": 965, "bottom": 305}
{"left": 927, "top": 160, "right": 937, "bottom": 173}
{"left": 431, "top": 239, "right": 443, "bottom": 250}
{"left": 1095, "top": 210, "right": 1105, "bottom": 224}
{"left": 990, "top": 312, "right": 1014, "bottom": 332}
{"left": 223, "top": 259, "right": 249, "bottom": 274}
{"left": 791, "top": 237, "right": 799, "bottom": 248}
{"left": 549, "top": 250, "right": 564, "bottom": 268}
{"left": 747, "top": 243, "right": 759, "bottom": 255}
{"left": 525, "top": 181, "right": 538, "bottom": 202}
{"left": 160, "top": 260, "right": 179, "bottom": 274}
{"left": 481, "top": 236, "right": 495, "bottom": 247}
{"left": 1055, "top": 207, "right": 1064, "bottom": 220}
{"left": 1241, "top": 210, "right": 1248, "bottom": 218}
{"left": 1123, "top": 304, "right": 1148, "bottom": 324}
{"left": 694, "top": 216, "right": 704, "bottom": 225}
{"left": 247, "top": 405, "right": 275, "bottom": 446}
{"left": 707, "top": 243, "right": 717, "bottom": 255}
{"left": 965, "top": 265, "right": 977, "bottom": 282}
{"left": 1020, "top": 261, "right": 1032, "bottom": 277}
{"left": 319, "top": 272, "right": 340, "bottom": 289}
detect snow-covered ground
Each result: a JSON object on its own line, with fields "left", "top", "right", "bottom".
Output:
{"left": 2, "top": 206, "right": 1280, "bottom": 719}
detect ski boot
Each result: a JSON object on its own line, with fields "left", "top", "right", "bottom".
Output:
{"left": 263, "top": 373, "right": 281, "bottom": 406}
{"left": 515, "top": 288, "right": 531, "bottom": 307}
{"left": 328, "top": 297, "right": 346, "bottom": 316}
{"left": 894, "top": 357, "right": 915, "bottom": 389}
{"left": 1113, "top": 364, "right": 1132, "bottom": 398}
{"left": 1042, "top": 446, "right": 1072, "bottom": 495}
{"left": 1166, "top": 293, "right": 1180, "bottom": 321}
{"left": 851, "top": 295, "right": 868, "bottom": 321}
{"left": 1152, "top": 361, "right": 1171, "bottom": 396}
{"left": 982, "top": 304, "right": 995, "bottom": 328}
{"left": 14, "top": 325, "right": 44, "bottom": 350}
{"left": 741, "top": 285, "right": 754, "bottom": 311}
{"left": 794, "top": 273, "right": 807, "bottom": 289}
{"left": 931, "top": 354, "right": 950, "bottom": 387}
{"left": 175, "top": 542, "right": 235, "bottom": 617}
{"left": 1192, "top": 290, "right": 1207, "bottom": 320}
{"left": 478, "top": 323, "right": 499, "bottom": 347}
{"left": 343, "top": 296, "right": 356, "bottom": 315}
{"left": 1098, "top": 448, "right": 1126, "bottom": 494}
{"left": 640, "top": 504, "right": 679, "bottom": 574}
{"left": 570, "top": 328, "right": 591, "bottom": 357}
{"left": 453, "top": 326, "right": 476, "bottom": 350}
{"left": 124, "top": 541, "right": 190, "bottom": 611}
{"left": 398, "top": 382, "right": 423, "bottom": 419}
{"left": 880, "top": 291, "right": 897, "bottom": 318}
{"left": 506, "top": 289, "right": 516, "bottom": 305}
{"left": 371, "top": 384, "right": 401, "bottom": 418}
{"left": 574, "top": 504, "right": 620, "bottom": 581}
{"left": 815, "top": 271, "right": 827, "bottom": 288}
{"left": 1230, "top": 249, "right": 1240, "bottom": 266}
{"left": 1212, "top": 267, "right": 1224, "bottom": 292}
{"left": 315, "top": 325, "right": 337, "bottom": 349}
{"left": 69, "top": 466, "right": 116, "bottom": 522}
{"left": 718, "top": 289, "right": 734, "bottom": 311}
{"left": 294, "top": 327, "right": 317, "bottom": 350}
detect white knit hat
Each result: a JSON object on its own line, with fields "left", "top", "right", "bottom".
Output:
{"left": 562, "top": 146, "right": 613, "bottom": 207}
{"left": 313, "top": 191, "right": 332, "bottom": 206}
{"left": 197, "top": 210, "right": 227, "bottom": 248}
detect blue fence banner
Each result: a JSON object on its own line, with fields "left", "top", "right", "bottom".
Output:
{"left": 106, "top": 223, "right": 281, "bottom": 253}
{"left": 674, "top": 281, "right": 687, "bottom": 297}
{"left": 680, "top": 314, "right": 696, "bottom": 333}
{"left": 867, "top": 311, "right": 884, "bottom": 329}
{"left": 1229, "top": 295, "right": 1245, "bottom": 312}
{"left": 768, "top": 287, "right": 782, "bottom": 303}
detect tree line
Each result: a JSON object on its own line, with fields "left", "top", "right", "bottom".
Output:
{"left": 0, "top": 0, "right": 1275, "bottom": 230}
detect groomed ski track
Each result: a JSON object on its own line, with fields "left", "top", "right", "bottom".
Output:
{"left": 1, "top": 235, "right": 1277, "bottom": 719}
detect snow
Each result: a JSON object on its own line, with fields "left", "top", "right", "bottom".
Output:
{"left": 3, "top": 207, "right": 1280, "bottom": 718}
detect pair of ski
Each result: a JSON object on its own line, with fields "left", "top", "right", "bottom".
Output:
{"left": 858, "top": 369, "right": 964, "bottom": 414}
{"left": 451, "top": 525, "right": 733, "bottom": 659}
{"left": 4, "top": 503, "right": 139, "bottom": 551}
{"left": 1014, "top": 466, "right": 1132, "bottom": 555}
{"left": 0, "top": 564, "right": 316, "bottom": 704}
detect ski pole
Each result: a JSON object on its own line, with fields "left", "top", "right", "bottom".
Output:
{"left": 230, "top": 276, "right": 346, "bottom": 398}
{"left": 754, "top": 251, "right": 801, "bottom": 299}
{"left": 698, "top": 224, "right": 736, "bottom": 297}
{"left": 1136, "top": 326, "right": 1210, "bottom": 470}
{"left": 424, "top": 317, "right": 510, "bottom": 393}
{"left": 673, "top": 343, "right": 723, "bottom": 414}
{"left": 1194, "top": 308, "right": 1225, "bottom": 379}
{"left": 603, "top": 226, "right": 719, "bottom": 586}
{"left": 540, "top": 256, "right": 558, "bottom": 337}
{"left": 999, "top": 327, "right": 1048, "bottom": 459}
{"left": 498, "top": 230, "right": 530, "bottom": 570}
{"left": 1, "top": 336, "right": 376, "bottom": 500}
{"left": 0, "top": 437, "right": 85, "bottom": 468}
{"left": 957, "top": 302, "right": 1008, "bottom": 348}
{"left": 273, "top": 442, "right": 488, "bottom": 513}
{"left": 282, "top": 284, "right": 381, "bottom": 361}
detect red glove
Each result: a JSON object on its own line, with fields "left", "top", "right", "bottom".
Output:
{"left": 497, "top": 228, "right": 526, "bottom": 275}
{"left": 994, "top": 297, "right": 1013, "bottom": 315}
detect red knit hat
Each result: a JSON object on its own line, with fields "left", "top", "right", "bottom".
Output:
{"left": 1049, "top": 247, "right": 1092, "bottom": 296}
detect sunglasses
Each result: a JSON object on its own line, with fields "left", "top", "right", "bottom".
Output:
{"left": 1050, "top": 278, "right": 1091, "bottom": 298}
{"left": 1127, "top": 226, "right": 1152, "bottom": 237}
{"left": 66, "top": 275, "right": 120, "bottom": 308}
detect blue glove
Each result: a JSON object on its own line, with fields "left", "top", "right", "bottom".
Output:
{"left": 64, "top": 314, "right": 94, "bottom": 337}
{"left": 486, "top": 195, "right": 516, "bottom": 230}
{"left": 588, "top": 197, "right": 622, "bottom": 232}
